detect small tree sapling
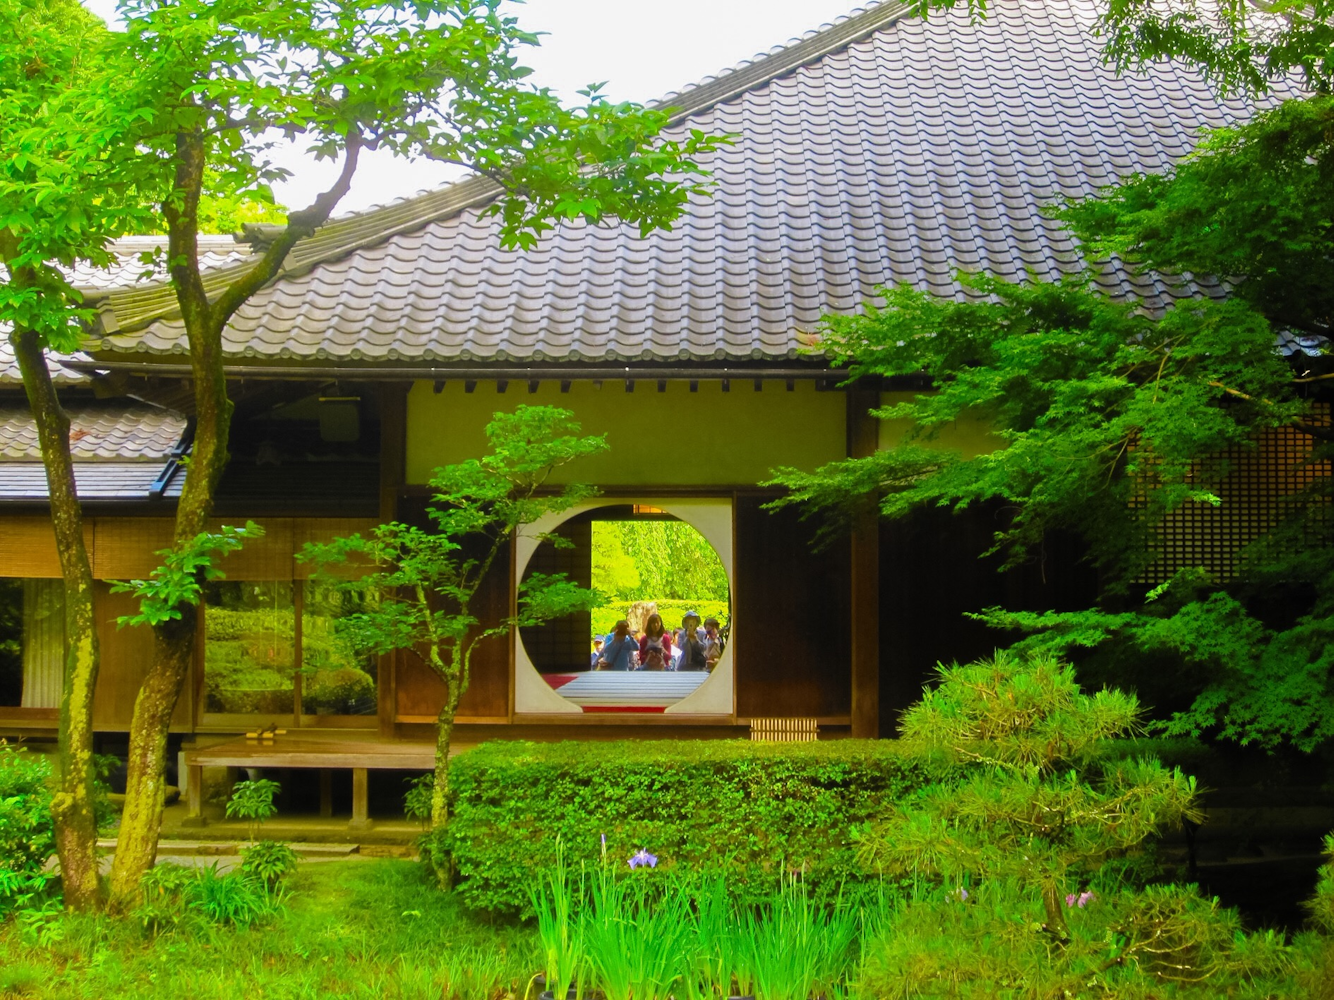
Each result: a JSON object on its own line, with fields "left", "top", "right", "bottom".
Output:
{"left": 301, "top": 405, "right": 607, "bottom": 886}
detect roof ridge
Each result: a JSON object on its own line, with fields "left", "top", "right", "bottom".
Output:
{"left": 86, "top": 0, "right": 916, "bottom": 338}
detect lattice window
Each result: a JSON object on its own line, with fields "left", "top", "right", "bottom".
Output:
{"left": 1137, "top": 405, "right": 1331, "bottom": 584}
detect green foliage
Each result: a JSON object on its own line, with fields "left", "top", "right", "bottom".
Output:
{"left": 590, "top": 600, "right": 730, "bottom": 640}
{"left": 186, "top": 864, "right": 279, "bottom": 928}
{"left": 591, "top": 521, "right": 730, "bottom": 603}
{"left": 768, "top": 274, "right": 1299, "bottom": 585}
{"left": 531, "top": 863, "right": 864, "bottom": 1000}
{"left": 858, "top": 653, "right": 1201, "bottom": 941}
{"left": 445, "top": 738, "right": 949, "bottom": 915}
{"left": 112, "top": 523, "right": 265, "bottom": 628}
{"left": 856, "top": 880, "right": 1297, "bottom": 999}
{"left": 0, "top": 745, "right": 57, "bottom": 916}
{"left": 239, "top": 841, "right": 299, "bottom": 888}
{"left": 1061, "top": 95, "right": 1334, "bottom": 347}
{"left": 225, "top": 778, "right": 280, "bottom": 844}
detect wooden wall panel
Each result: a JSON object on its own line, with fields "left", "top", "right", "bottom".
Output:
{"left": 0, "top": 517, "right": 93, "bottom": 578}
{"left": 94, "top": 582, "right": 192, "bottom": 731}
{"left": 878, "top": 505, "right": 1097, "bottom": 735}
{"left": 393, "top": 497, "right": 511, "bottom": 721}
{"left": 734, "top": 495, "right": 852, "bottom": 719}
{"left": 91, "top": 518, "right": 175, "bottom": 579}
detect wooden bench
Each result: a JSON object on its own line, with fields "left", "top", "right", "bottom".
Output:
{"left": 184, "top": 732, "right": 438, "bottom": 831}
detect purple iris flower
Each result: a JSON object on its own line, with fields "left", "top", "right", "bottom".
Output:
{"left": 951, "top": 887, "right": 968, "bottom": 902}
{"left": 627, "top": 848, "right": 658, "bottom": 870}
{"left": 1065, "top": 891, "right": 1096, "bottom": 909}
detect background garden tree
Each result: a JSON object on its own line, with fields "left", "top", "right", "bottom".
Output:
{"left": 0, "top": 0, "right": 146, "bottom": 911}
{"left": 49, "top": 0, "right": 723, "bottom": 911}
{"left": 768, "top": 42, "right": 1334, "bottom": 749}
{"left": 301, "top": 405, "right": 607, "bottom": 886}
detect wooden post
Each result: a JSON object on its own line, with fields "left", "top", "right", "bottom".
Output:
{"left": 182, "top": 762, "right": 206, "bottom": 827}
{"left": 847, "top": 385, "right": 881, "bottom": 739}
{"left": 319, "top": 768, "right": 333, "bottom": 819}
{"left": 378, "top": 383, "right": 409, "bottom": 737}
{"left": 349, "top": 767, "right": 372, "bottom": 832}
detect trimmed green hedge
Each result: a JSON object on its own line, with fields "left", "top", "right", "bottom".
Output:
{"left": 445, "top": 739, "right": 948, "bottom": 915}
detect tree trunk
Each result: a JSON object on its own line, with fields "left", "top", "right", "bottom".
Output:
{"left": 427, "top": 645, "right": 469, "bottom": 889}
{"left": 107, "top": 613, "right": 194, "bottom": 909}
{"left": 107, "top": 129, "right": 359, "bottom": 908}
{"left": 8, "top": 326, "right": 103, "bottom": 912}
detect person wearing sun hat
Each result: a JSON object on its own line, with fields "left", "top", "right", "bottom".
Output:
{"left": 674, "top": 610, "right": 708, "bottom": 671}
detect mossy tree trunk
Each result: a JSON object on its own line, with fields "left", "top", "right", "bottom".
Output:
{"left": 425, "top": 635, "right": 472, "bottom": 889}
{"left": 5, "top": 318, "right": 102, "bottom": 912}
{"left": 108, "top": 130, "right": 362, "bottom": 911}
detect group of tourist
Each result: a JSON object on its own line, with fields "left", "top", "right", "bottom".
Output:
{"left": 591, "top": 611, "right": 724, "bottom": 672}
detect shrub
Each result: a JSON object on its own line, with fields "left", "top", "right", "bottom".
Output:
{"left": 446, "top": 739, "right": 948, "bottom": 915}
{"left": 0, "top": 744, "right": 56, "bottom": 916}
{"left": 186, "top": 864, "right": 276, "bottom": 927}
{"left": 240, "top": 840, "right": 299, "bottom": 887}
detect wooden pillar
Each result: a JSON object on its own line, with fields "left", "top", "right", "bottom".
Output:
{"left": 182, "top": 762, "right": 206, "bottom": 827}
{"left": 847, "top": 385, "right": 881, "bottom": 739}
{"left": 349, "top": 767, "right": 372, "bottom": 832}
{"left": 319, "top": 768, "right": 333, "bottom": 819}
{"left": 378, "top": 383, "right": 409, "bottom": 737}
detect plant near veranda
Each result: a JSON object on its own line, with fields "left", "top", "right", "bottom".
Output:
{"left": 240, "top": 840, "right": 299, "bottom": 888}
{"left": 224, "top": 778, "right": 281, "bottom": 845}
{"left": 186, "top": 863, "right": 276, "bottom": 927}
{"left": 737, "top": 876, "right": 861, "bottom": 1000}
{"left": 580, "top": 862, "right": 692, "bottom": 1000}
{"left": 856, "top": 651, "right": 1201, "bottom": 944}
{"left": 301, "top": 405, "right": 608, "bottom": 886}
{"left": 0, "top": 745, "right": 58, "bottom": 917}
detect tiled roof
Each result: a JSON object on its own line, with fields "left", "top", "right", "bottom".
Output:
{"left": 0, "top": 341, "right": 89, "bottom": 385}
{"left": 0, "top": 463, "right": 184, "bottom": 503}
{"left": 66, "top": 235, "right": 252, "bottom": 291}
{"left": 1, "top": 236, "right": 250, "bottom": 384}
{"left": 85, "top": 0, "right": 1296, "bottom": 365}
{"left": 0, "top": 405, "right": 187, "bottom": 461}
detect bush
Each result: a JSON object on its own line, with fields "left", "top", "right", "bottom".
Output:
{"left": 445, "top": 739, "right": 948, "bottom": 915}
{"left": 0, "top": 744, "right": 56, "bottom": 915}
{"left": 240, "top": 840, "right": 299, "bottom": 887}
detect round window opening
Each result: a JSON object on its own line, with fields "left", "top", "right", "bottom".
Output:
{"left": 518, "top": 504, "right": 731, "bottom": 712}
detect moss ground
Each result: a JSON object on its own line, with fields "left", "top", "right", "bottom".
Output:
{"left": 0, "top": 860, "right": 537, "bottom": 1000}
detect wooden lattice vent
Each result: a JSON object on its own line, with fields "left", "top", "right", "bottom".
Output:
{"left": 1136, "top": 404, "right": 1331, "bottom": 584}
{"left": 749, "top": 717, "right": 819, "bottom": 742}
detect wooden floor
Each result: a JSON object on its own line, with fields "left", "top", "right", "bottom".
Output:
{"left": 184, "top": 730, "right": 446, "bottom": 832}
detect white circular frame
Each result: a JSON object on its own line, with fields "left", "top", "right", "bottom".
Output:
{"left": 512, "top": 498, "right": 735, "bottom": 716}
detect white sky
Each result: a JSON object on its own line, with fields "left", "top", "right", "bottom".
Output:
{"left": 79, "top": 0, "right": 863, "bottom": 214}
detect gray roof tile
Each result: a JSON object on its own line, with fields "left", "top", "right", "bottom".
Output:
{"left": 85, "top": 0, "right": 1299, "bottom": 365}
{"left": 0, "top": 406, "right": 187, "bottom": 461}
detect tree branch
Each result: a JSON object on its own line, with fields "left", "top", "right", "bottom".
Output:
{"left": 210, "top": 129, "right": 363, "bottom": 325}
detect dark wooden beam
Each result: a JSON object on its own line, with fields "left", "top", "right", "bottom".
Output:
{"left": 378, "top": 382, "right": 410, "bottom": 738}
{"left": 847, "top": 384, "right": 881, "bottom": 739}
{"left": 496, "top": 380, "right": 508, "bottom": 394}
{"left": 464, "top": 380, "right": 477, "bottom": 394}
{"left": 528, "top": 380, "right": 540, "bottom": 394}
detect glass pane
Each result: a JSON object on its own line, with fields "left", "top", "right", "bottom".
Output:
{"left": 300, "top": 580, "right": 378, "bottom": 716}
{"left": 0, "top": 578, "right": 65, "bottom": 708}
{"left": 203, "top": 581, "right": 295, "bottom": 715}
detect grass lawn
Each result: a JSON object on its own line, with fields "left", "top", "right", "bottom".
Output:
{"left": 0, "top": 860, "right": 538, "bottom": 1000}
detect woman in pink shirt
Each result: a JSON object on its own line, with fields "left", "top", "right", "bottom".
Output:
{"left": 638, "top": 614, "right": 673, "bottom": 671}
